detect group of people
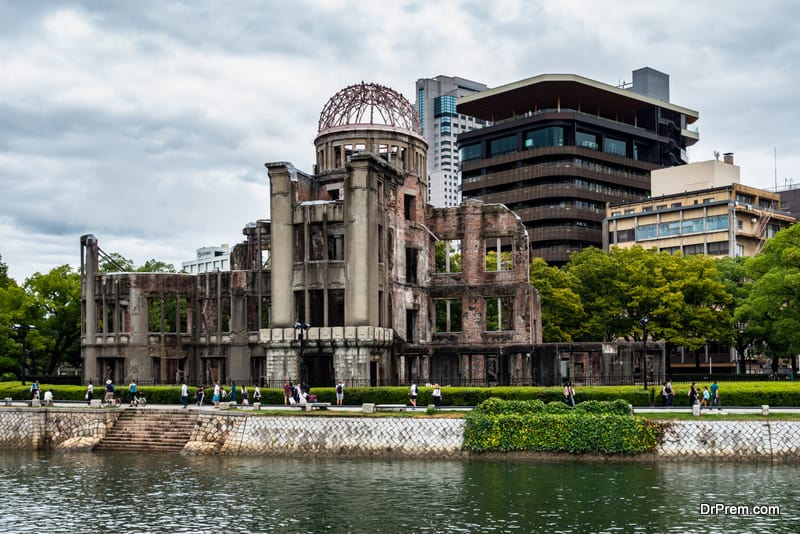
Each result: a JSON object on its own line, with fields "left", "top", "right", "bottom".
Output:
{"left": 28, "top": 380, "right": 53, "bottom": 405}
{"left": 206, "top": 381, "right": 262, "bottom": 408}
{"left": 661, "top": 379, "right": 721, "bottom": 409}
{"left": 688, "top": 381, "right": 722, "bottom": 409}
{"left": 408, "top": 381, "right": 443, "bottom": 408}
{"left": 283, "top": 381, "right": 311, "bottom": 405}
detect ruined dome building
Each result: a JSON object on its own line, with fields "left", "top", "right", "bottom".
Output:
{"left": 81, "top": 83, "right": 541, "bottom": 388}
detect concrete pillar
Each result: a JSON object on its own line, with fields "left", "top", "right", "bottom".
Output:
{"left": 344, "top": 157, "right": 375, "bottom": 326}
{"left": 81, "top": 235, "right": 99, "bottom": 383}
{"left": 267, "top": 163, "right": 297, "bottom": 327}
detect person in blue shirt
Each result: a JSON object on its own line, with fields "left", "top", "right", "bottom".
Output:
{"left": 710, "top": 380, "right": 721, "bottom": 410}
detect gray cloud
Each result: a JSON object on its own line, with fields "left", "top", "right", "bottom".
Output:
{"left": 1, "top": 0, "right": 799, "bottom": 281}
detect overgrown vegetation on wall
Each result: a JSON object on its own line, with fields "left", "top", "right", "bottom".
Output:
{"left": 462, "top": 398, "right": 664, "bottom": 454}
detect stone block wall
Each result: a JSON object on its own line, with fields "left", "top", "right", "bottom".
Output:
{"left": 0, "top": 409, "right": 119, "bottom": 450}
{"left": 186, "top": 414, "right": 467, "bottom": 458}
{"left": 658, "top": 420, "right": 800, "bottom": 460}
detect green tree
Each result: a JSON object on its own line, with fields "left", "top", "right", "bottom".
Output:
{"left": 24, "top": 265, "right": 82, "bottom": 375}
{"left": 137, "top": 259, "right": 176, "bottom": 273}
{"left": 99, "top": 252, "right": 134, "bottom": 272}
{"left": 528, "top": 258, "right": 586, "bottom": 342}
{"left": 566, "top": 247, "right": 731, "bottom": 350}
{"left": 564, "top": 247, "right": 628, "bottom": 341}
{"left": 717, "top": 256, "right": 753, "bottom": 372}
{"left": 739, "top": 224, "right": 800, "bottom": 374}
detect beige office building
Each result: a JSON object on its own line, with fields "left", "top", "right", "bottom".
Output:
{"left": 605, "top": 155, "right": 795, "bottom": 257}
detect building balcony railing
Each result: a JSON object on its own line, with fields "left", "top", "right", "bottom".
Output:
{"left": 514, "top": 205, "right": 606, "bottom": 224}
{"left": 529, "top": 225, "right": 602, "bottom": 243}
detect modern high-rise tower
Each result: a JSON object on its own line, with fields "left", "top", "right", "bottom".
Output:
{"left": 457, "top": 67, "right": 699, "bottom": 265}
{"left": 415, "top": 76, "right": 489, "bottom": 207}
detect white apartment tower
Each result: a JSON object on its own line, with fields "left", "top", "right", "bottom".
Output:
{"left": 415, "top": 76, "right": 488, "bottom": 207}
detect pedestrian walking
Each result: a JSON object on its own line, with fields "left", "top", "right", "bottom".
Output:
{"left": 432, "top": 384, "right": 442, "bottom": 408}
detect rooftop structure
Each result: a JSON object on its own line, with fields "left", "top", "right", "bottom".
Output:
{"left": 458, "top": 68, "right": 699, "bottom": 265}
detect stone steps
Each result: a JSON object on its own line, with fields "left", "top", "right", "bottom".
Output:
{"left": 95, "top": 409, "right": 198, "bottom": 452}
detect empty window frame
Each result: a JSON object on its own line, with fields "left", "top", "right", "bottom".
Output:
{"left": 434, "top": 239, "right": 462, "bottom": 273}
{"left": 484, "top": 238, "right": 513, "bottom": 271}
{"left": 485, "top": 296, "right": 514, "bottom": 331}
{"left": 406, "top": 247, "right": 418, "bottom": 283}
{"left": 434, "top": 298, "right": 462, "bottom": 332}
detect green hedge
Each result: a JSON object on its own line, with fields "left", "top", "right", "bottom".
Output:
{"left": 0, "top": 382, "right": 797, "bottom": 407}
{"left": 464, "top": 398, "right": 662, "bottom": 454}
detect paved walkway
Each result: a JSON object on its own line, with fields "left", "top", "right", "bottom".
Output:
{"left": 6, "top": 401, "right": 800, "bottom": 415}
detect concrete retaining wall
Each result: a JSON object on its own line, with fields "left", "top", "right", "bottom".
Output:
{"left": 4, "top": 408, "right": 800, "bottom": 460}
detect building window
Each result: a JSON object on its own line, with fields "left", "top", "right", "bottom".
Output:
{"left": 707, "top": 241, "right": 730, "bottom": 255}
{"left": 636, "top": 224, "right": 657, "bottom": 240}
{"left": 603, "top": 137, "right": 627, "bottom": 157}
{"left": 488, "top": 135, "right": 517, "bottom": 157}
{"left": 656, "top": 204, "right": 667, "bottom": 211}
{"left": 404, "top": 194, "right": 415, "bottom": 220}
{"left": 617, "top": 229, "right": 635, "bottom": 243}
{"left": 459, "top": 143, "right": 481, "bottom": 162}
{"left": 485, "top": 296, "right": 514, "bottom": 331}
{"left": 576, "top": 131, "right": 599, "bottom": 150}
{"left": 406, "top": 309, "right": 417, "bottom": 343}
{"left": 706, "top": 215, "right": 728, "bottom": 231}
{"left": 524, "top": 126, "right": 564, "bottom": 149}
{"left": 434, "top": 240, "right": 462, "bottom": 273}
{"left": 703, "top": 197, "right": 715, "bottom": 204}
{"left": 684, "top": 244, "right": 705, "bottom": 255}
{"left": 434, "top": 95, "right": 457, "bottom": 117}
{"left": 327, "top": 232, "right": 344, "bottom": 261}
{"left": 681, "top": 218, "right": 704, "bottom": 234}
{"left": 671, "top": 202, "right": 682, "bottom": 208}
{"left": 434, "top": 299, "right": 462, "bottom": 332}
{"left": 294, "top": 291, "right": 306, "bottom": 323}
{"left": 328, "top": 289, "right": 344, "bottom": 327}
{"left": 406, "top": 247, "right": 418, "bottom": 283}
{"left": 309, "top": 290, "right": 325, "bottom": 326}
{"left": 658, "top": 221, "right": 680, "bottom": 237}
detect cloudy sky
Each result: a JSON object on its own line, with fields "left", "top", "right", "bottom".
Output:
{"left": 2, "top": 0, "right": 798, "bottom": 282}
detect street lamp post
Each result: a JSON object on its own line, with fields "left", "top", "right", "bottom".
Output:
{"left": 640, "top": 316, "right": 649, "bottom": 390}
{"left": 12, "top": 323, "right": 35, "bottom": 386}
{"left": 735, "top": 321, "right": 746, "bottom": 374}
{"left": 293, "top": 322, "right": 310, "bottom": 387}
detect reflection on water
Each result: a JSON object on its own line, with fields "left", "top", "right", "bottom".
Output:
{"left": 1, "top": 451, "right": 797, "bottom": 533}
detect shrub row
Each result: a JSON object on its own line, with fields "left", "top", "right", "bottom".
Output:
{"left": 463, "top": 411, "right": 663, "bottom": 454}
{"left": 473, "top": 397, "right": 633, "bottom": 416}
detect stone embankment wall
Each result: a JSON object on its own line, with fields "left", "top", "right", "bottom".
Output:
{"left": 184, "top": 413, "right": 467, "bottom": 457}
{"left": 0, "top": 408, "right": 119, "bottom": 450}
{"left": 658, "top": 420, "right": 800, "bottom": 461}
{"left": 4, "top": 408, "right": 800, "bottom": 461}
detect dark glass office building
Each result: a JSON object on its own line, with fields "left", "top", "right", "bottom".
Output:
{"left": 457, "top": 68, "right": 699, "bottom": 265}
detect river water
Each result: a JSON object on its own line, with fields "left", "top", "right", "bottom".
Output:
{"left": 1, "top": 451, "right": 797, "bottom": 533}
